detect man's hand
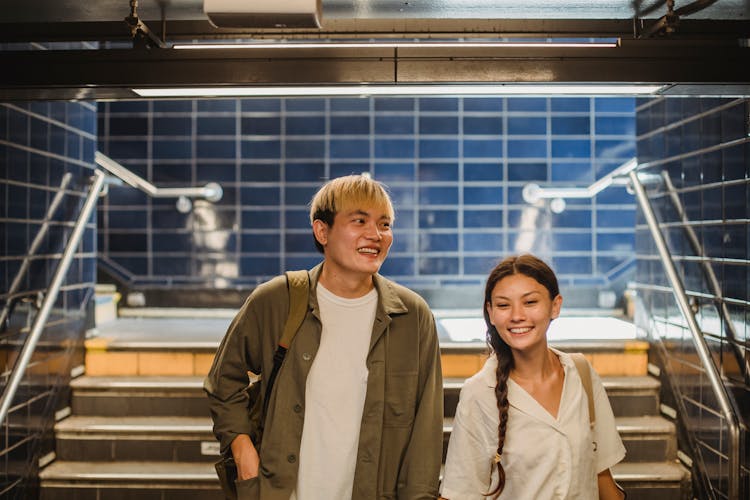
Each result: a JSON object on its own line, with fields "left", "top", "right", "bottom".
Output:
{"left": 231, "top": 434, "right": 261, "bottom": 481}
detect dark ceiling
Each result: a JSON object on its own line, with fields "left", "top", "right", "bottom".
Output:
{"left": 3, "top": 0, "right": 750, "bottom": 41}
{"left": 1, "top": 0, "right": 749, "bottom": 100}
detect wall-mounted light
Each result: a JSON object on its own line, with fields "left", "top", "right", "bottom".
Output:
{"left": 132, "top": 84, "right": 664, "bottom": 98}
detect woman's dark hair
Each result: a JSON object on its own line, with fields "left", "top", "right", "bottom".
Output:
{"left": 482, "top": 254, "right": 559, "bottom": 498}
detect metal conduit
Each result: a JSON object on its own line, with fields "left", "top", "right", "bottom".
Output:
{"left": 629, "top": 169, "right": 740, "bottom": 500}
{"left": 0, "top": 170, "right": 107, "bottom": 426}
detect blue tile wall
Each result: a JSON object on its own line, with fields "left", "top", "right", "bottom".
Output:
{"left": 0, "top": 100, "right": 97, "bottom": 498}
{"left": 97, "top": 96, "right": 637, "bottom": 300}
{"left": 634, "top": 97, "right": 750, "bottom": 499}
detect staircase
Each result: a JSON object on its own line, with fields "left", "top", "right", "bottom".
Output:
{"left": 39, "top": 309, "right": 691, "bottom": 499}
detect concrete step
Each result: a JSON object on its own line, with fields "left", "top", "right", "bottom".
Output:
{"left": 39, "top": 460, "right": 688, "bottom": 500}
{"left": 85, "top": 315, "right": 650, "bottom": 377}
{"left": 70, "top": 376, "right": 209, "bottom": 417}
{"left": 71, "top": 373, "right": 660, "bottom": 420}
{"left": 612, "top": 461, "right": 692, "bottom": 500}
{"left": 615, "top": 416, "right": 678, "bottom": 462}
{"left": 54, "top": 416, "right": 218, "bottom": 462}
{"left": 55, "top": 413, "right": 675, "bottom": 465}
{"left": 437, "top": 460, "right": 691, "bottom": 500}
{"left": 444, "top": 375, "right": 661, "bottom": 418}
{"left": 442, "top": 415, "right": 676, "bottom": 463}
{"left": 39, "top": 461, "right": 223, "bottom": 500}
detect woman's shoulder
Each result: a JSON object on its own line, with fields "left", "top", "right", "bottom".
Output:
{"left": 459, "top": 356, "right": 497, "bottom": 397}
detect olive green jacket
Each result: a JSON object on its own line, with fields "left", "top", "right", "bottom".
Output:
{"left": 204, "top": 263, "right": 444, "bottom": 499}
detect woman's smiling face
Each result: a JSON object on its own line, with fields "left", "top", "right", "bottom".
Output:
{"left": 485, "top": 273, "right": 562, "bottom": 354}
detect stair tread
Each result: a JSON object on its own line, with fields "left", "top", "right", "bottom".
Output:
{"left": 611, "top": 461, "right": 689, "bottom": 482}
{"left": 89, "top": 315, "right": 644, "bottom": 352}
{"left": 42, "top": 459, "right": 685, "bottom": 483}
{"left": 75, "top": 374, "right": 658, "bottom": 391}
{"left": 56, "top": 416, "right": 212, "bottom": 435}
{"left": 444, "top": 375, "right": 659, "bottom": 390}
{"left": 71, "top": 376, "right": 205, "bottom": 390}
{"left": 614, "top": 415, "right": 675, "bottom": 434}
{"left": 443, "top": 415, "right": 674, "bottom": 434}
{"left": 40, "top": 461, "right": 217, "bottom": 481}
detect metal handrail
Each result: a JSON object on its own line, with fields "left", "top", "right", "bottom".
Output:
{"left": 95, "top": 151, "right": 223, "bottom": 202}
{"left": 660, "top": 171, "right": 749, "bottom": 383}
{"left": 522, "top": 157, "right": 638, "bottom": 204}
{"left": 629, "top": 169, "right": 740, "bottom": 500}
{"left": 0, "top": 170, "right": 107, "bottom": 427}
{"left": 0, "top": 173, "right": 72, "bottom": 330}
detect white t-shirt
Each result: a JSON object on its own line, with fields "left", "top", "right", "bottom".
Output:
{"left": 291, "top": 283, "right": 378, "bottom": 500}
{"left": 440, "top": 348, "right": 626, "bottom": 500}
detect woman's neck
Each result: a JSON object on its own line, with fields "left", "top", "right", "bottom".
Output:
{"left": 510, "top": 345, "right": 559, "bottom": 383}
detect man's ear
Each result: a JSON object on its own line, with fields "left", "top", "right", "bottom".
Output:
{"left": 312, "top": 219, "right": 329, "bottom": 248}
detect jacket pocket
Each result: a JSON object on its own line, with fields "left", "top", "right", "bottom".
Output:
{"left": 384, "top": 371, "right": 417, "bottom": 427}
{"left": 235, "top": 476, "right": 260, "bottom": 500}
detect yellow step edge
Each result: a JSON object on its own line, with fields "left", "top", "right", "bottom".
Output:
{"left": 84, "top": 337, "right": 112, "bottom": 352}
{"left": 84, "top": 350, "right": 648, "bottom": 378}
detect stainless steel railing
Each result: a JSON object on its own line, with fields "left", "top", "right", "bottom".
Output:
{"left": 629, "top": 169, "right": 740, "bottom": 500}
{"left": 0, "top": 172, "right": 73, "bottom": 331}
{"left": 521, "top": 158, "right": 742, "bottom": 498}
{"left": 95, "top": 151, "right": 223, "bottom": 203}
{"left": 522, "top": 157, "right": 638, "bottom": 210}
{"left": 0, "top": 170, "right": 107, "bottom": 426}
{"left": 659, "top": 171, "right": 750, "bottom": 384}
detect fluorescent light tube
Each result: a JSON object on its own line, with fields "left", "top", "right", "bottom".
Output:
{"left": 172, "top": 41, "right": 618, "bottom": 50}
{"left": 132, "top": 84, "right": 663, "bottom": 98}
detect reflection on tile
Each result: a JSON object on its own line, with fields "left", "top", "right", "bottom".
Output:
{"left": 636, "top": 96, "right": 750, "bottom": 500}
{"left": 0, "top": 100, "right": 95, "bottom": 494}
{"left": 93, "top": 95, "right": 648, "bottom": 293}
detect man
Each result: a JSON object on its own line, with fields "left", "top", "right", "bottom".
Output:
{"left": 205, "top": 174, "right": 443, "bottom": 499}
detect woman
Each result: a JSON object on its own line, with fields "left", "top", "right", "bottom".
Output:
{"left": 440, "top": 254, "right": 626, "bottom": 500}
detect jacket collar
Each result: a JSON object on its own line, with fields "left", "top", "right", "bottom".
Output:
{"left": 307, "top": 262, "right": 408, "bottom": 316}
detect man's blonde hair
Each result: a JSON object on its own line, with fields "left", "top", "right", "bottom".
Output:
{"left": 309, "top": 174, "right": 394, "bottom": 252}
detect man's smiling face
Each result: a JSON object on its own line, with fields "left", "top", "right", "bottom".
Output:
{"left": 315, "top": 206, "right": 393, "bottom": 280}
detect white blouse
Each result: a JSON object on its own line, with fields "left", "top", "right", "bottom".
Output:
{"left": 440, "top": 349, "right": 626, "bottom": 500}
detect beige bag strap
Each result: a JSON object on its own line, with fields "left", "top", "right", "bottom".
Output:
{"left": 570, "top": 352, "right": 595, "bottom": 428}
{"left": 261, "top": 270, "right": 310, "bottom": 418}
{"left": 279, "top": 270, "right": 310, "bottom": 348}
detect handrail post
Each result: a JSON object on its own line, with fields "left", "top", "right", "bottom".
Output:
{"left": 629, "top": 169, "right": 740, "bottom": 500}
{"left": 0, "top": 170, "right": 107, "bottom": 426}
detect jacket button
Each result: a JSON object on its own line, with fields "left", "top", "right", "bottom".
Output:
{"left": 293, "top": 404, "right": 302, "bottom": 413}
{"left": 302, "top": 352, "right": 312, "bottom": 361}
{"left": 287, "top": 454, "right": 297, "bottom": 463}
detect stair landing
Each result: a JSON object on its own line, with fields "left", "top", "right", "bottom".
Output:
{"left": 85, "top": 310, "right": 650, "bottom": 378}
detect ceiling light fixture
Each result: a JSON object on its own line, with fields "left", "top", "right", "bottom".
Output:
{"left": 132, "top": 84, "right": 664, "bottom": 98}
{"left": 172, "top": 41, "right": 619, "bottom": 50}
